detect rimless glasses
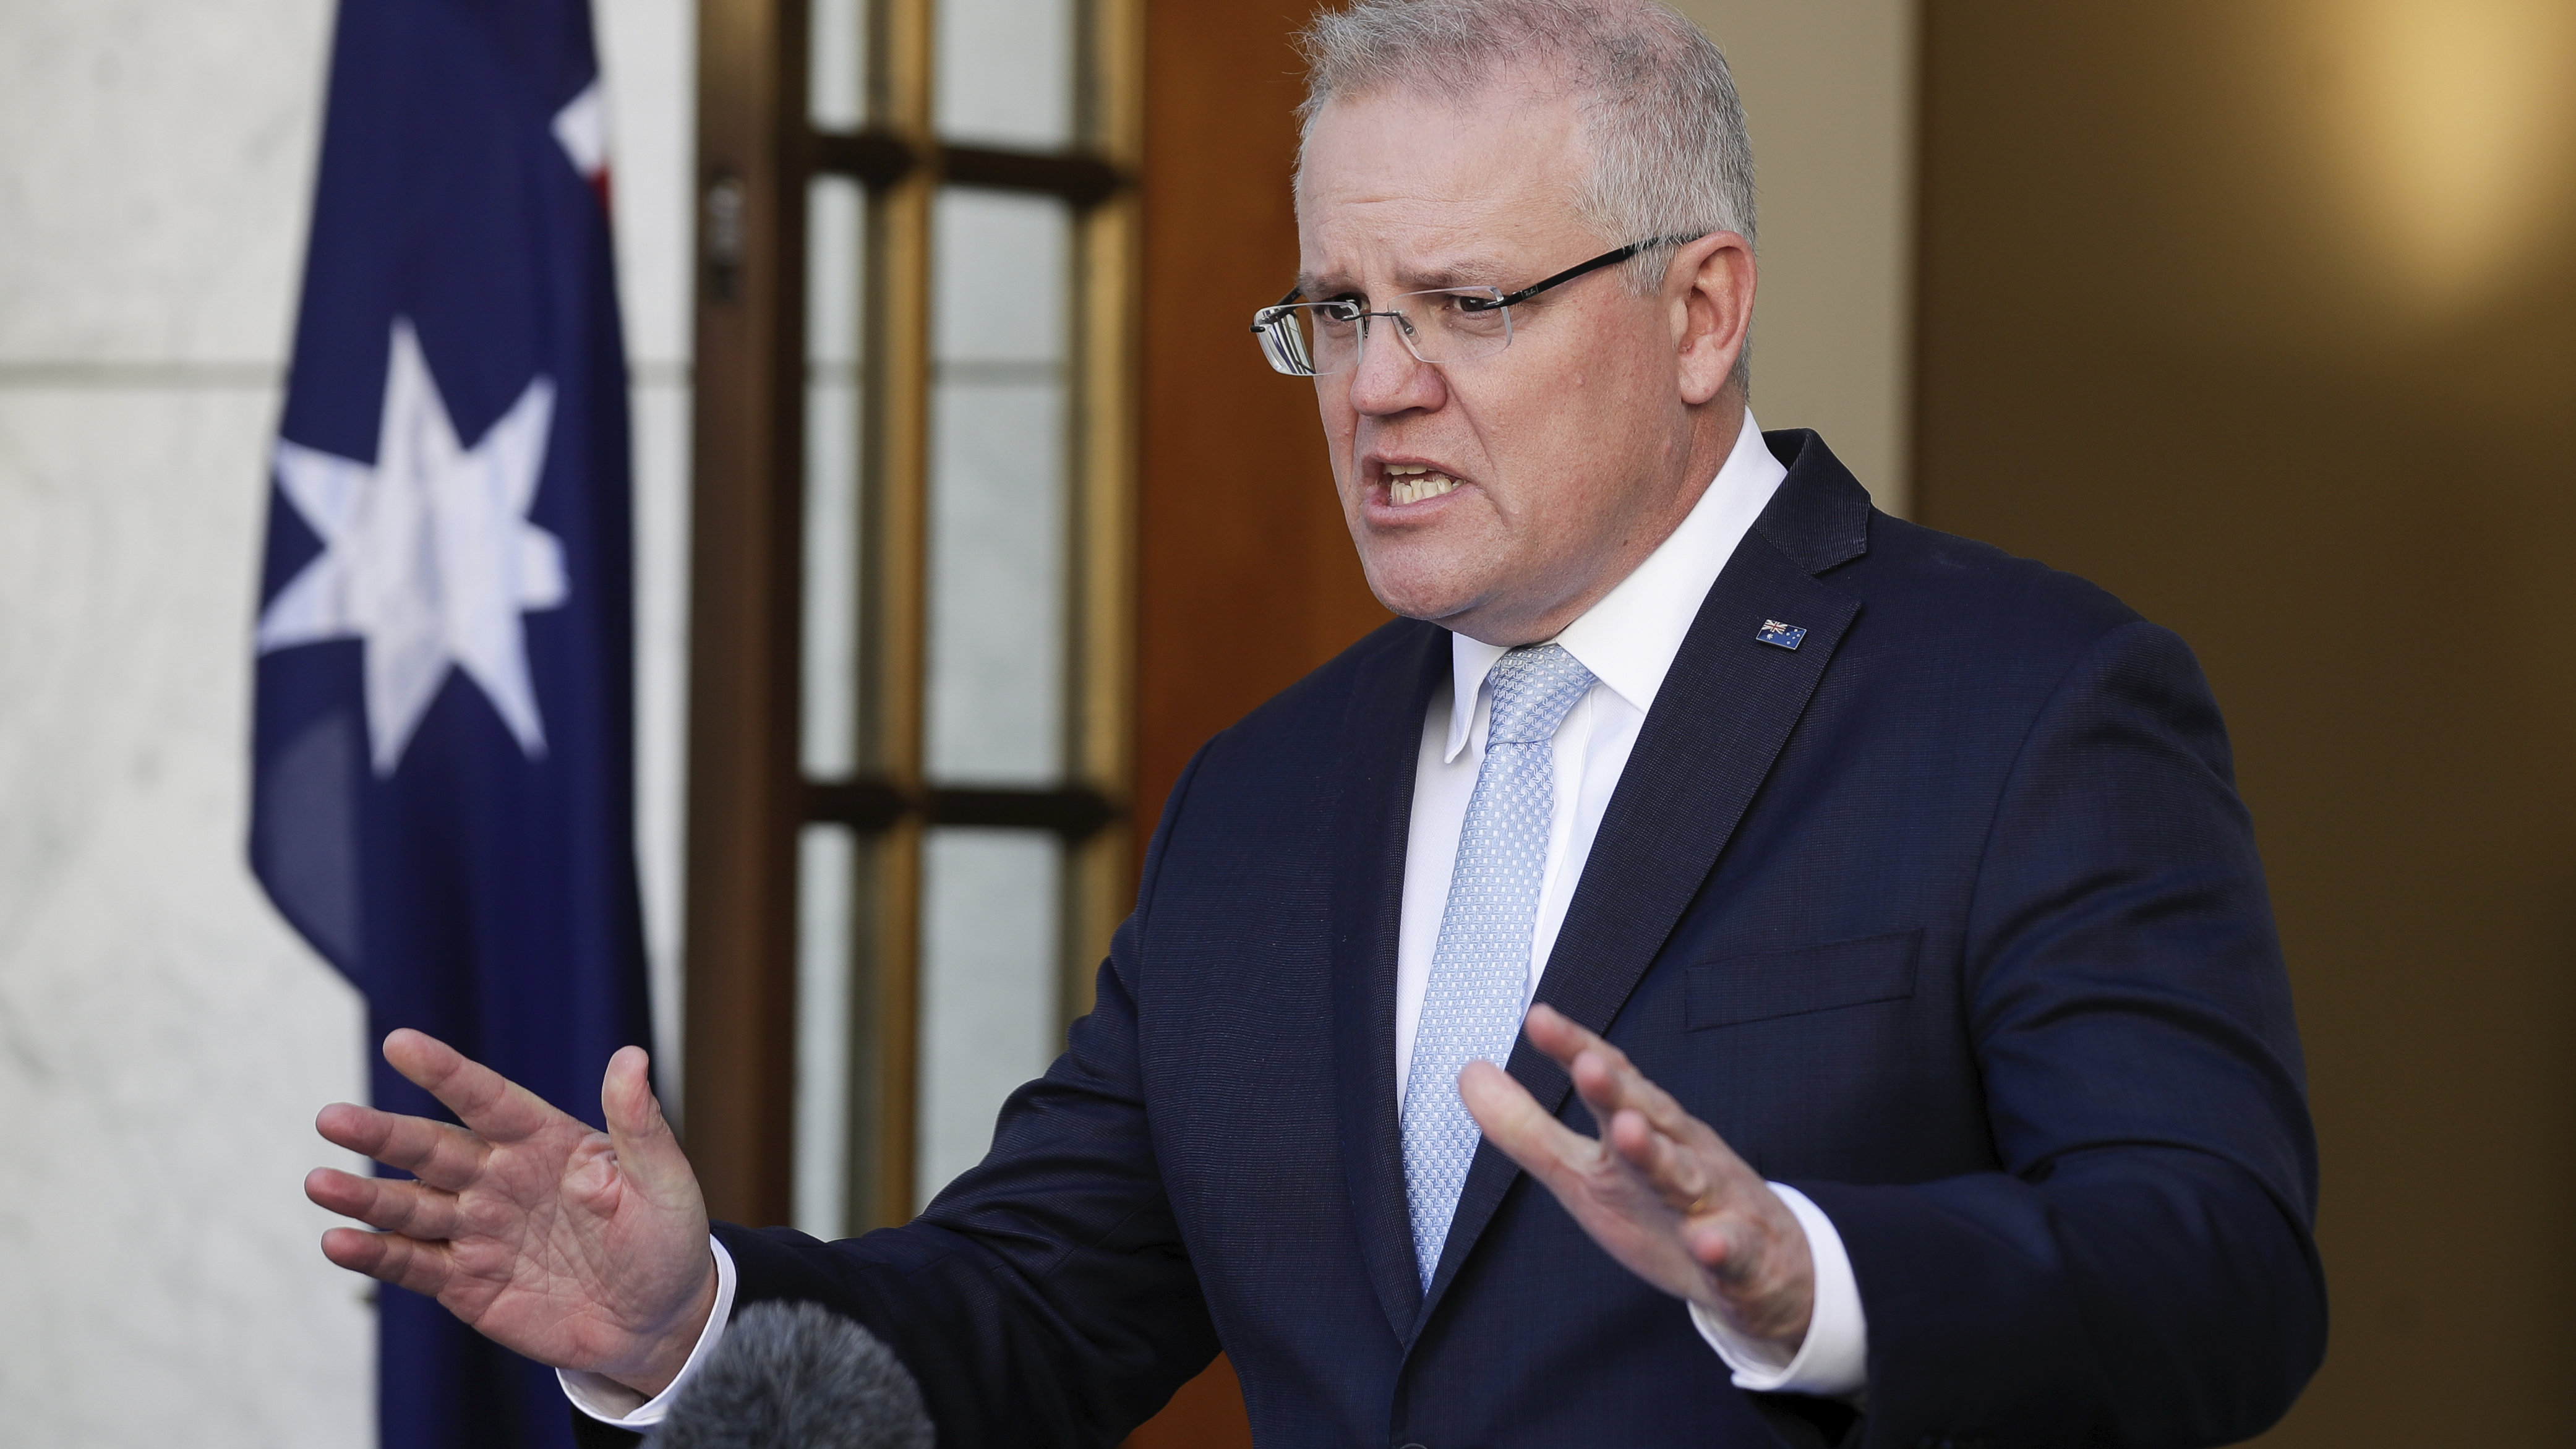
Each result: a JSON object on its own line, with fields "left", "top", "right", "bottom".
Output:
{"left": 1249, "top": 234, "right": 1702, "bottom": 378}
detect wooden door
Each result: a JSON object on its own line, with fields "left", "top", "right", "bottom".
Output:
{"left": 1127, "top": 2, "right": 1391, "bottom": 1441}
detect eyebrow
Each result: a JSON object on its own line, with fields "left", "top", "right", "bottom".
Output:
{"left": 1293, "top": 252, "right": 1525, "bottom": 300}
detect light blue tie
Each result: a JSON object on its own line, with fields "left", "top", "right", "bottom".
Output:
{"left": 1400, "top": 642, "right": 1598, "bottom": 1289}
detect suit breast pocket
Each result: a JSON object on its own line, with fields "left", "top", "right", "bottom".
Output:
{"left": 1684, "top": 928, "right": 1923, "bottom": 1030}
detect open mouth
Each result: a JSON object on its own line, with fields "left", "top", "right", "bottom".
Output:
{"left": 1382, "top": 463, "right": 1460, "bottom": 506}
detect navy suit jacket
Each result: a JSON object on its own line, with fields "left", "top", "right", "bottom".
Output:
{"left": 640, "top": 432, "right": 2322, "bottom": 1449}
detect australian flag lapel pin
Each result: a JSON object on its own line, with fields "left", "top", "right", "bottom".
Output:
{"left": 1755, "top": 619, "right": 1807, "bottom": 650}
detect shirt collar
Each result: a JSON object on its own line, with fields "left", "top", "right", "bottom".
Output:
{"left": 1444, "top": 410, "right": 1787, "bottom": 761}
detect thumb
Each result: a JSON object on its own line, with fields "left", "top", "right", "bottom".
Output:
{"left": 601, "top": 1046, "right": 695, "bottom": 1201}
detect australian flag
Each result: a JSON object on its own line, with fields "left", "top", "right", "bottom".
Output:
{"left": 249, "top": 1, "right": 651, "bottom": 1445}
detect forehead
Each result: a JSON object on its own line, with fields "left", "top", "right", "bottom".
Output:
{"left": 1295, "top": 85, "right": 1596, "bottom": 288}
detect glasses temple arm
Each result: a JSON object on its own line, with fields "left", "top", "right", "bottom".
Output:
{"left": 1491, "top": 233, "right": 1709, "bottom": 309}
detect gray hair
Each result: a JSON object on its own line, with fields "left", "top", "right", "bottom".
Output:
{"left": 1295, "top": 0, "right": 1757, "bottom": 319}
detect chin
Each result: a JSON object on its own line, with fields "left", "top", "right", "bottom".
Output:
{"left": 1357, "top": 554, "right": 1480, "bottom": 625}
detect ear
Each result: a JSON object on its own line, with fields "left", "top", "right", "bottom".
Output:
{"left": 1670, "top": 232, "right": 1755, "bottom": 408}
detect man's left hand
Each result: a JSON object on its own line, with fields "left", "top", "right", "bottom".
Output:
{"left": 1460, "top": 1002, "right": 1814, "bottom": 1354}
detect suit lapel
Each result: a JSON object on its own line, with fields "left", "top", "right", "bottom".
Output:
{"left": 1329, "top": 621, "right": 1450, "bottom": 1341}
{"left": 1414, "top": 432, "right": 1873, "bottom": 1325}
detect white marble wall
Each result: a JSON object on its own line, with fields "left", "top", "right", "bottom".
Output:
{"left": 0, "top": 1, "right": 696, "bottom": 1443}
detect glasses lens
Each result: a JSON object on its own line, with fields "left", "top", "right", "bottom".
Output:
{"left": 1251, "top": 292, "right": 1510, "bottom": 377}
{"left": 1254, "top": 309, "right": 1315, "bottom": 375}
{"left": 1397, "top": 288, "right": 1510, "bottom": 365}
{"left": 1254, "top": 303, "right": 1364, "bottom": 377}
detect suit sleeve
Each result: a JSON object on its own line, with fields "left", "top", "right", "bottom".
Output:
{"left": 711, "top": 746, "right": 1225, "bottom": 1448}
{"left": 1790, "top": 620, "right": 2327, "bottom": 1449}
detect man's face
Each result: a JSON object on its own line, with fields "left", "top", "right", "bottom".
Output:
{"left": 1297, "top": 83, "right": 1724, "bottom": 644}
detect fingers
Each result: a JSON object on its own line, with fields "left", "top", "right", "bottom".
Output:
{"left": 314, "top": 1101, "right": 490, "bottom": 1190}
{"left": 304, "top": 1166, "right": 469, "bottom": 1241}
{"left": 319, "top": 1224, "right": 458, "bottom": 1297}
{"left": 1607, "top": 1108, "right": 1695, "bottom": 1197}
{"left": 1603, "top": 1104, "right": 1796, "bottom": 1293}
{"left": 1461, "top": 1053, "right": 1695, "bottom": 1218}
{"left": 1526, "top": 1002, "right": 1643, "bottom": 1116}
{"left": 1458, "top": 1059, "right": 1601, "bottom": 1185}
{"left": 1526, "top": 1004, "right": 1707, "bottom": 1145}
{"left": 1505, "top": 1009, "right": 1812, "bottom": 1337}
{"left": 380, "top": 1028, "right": 563, "bottom": 1144}
{"left": 1524, "top": 1004, "right": 1755, "bottom": 1215}
{"left": 1681, "top": 1209, "right": 1753, "bottom": 1270}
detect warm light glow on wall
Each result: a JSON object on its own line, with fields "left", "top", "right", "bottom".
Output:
{"left": 2309, "top": 0, "right": 2576, "bottom": 311}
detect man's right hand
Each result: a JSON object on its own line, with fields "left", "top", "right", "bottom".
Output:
{"left": 306, "top": 1030, "right": 718, "bottom": 1397}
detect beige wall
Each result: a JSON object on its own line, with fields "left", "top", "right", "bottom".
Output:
{"left": 1915, "top": 2, "right": 2576, "bottom": 1442}
{"left": 1667, "top": 0, "right": 1918, "bottom": 515}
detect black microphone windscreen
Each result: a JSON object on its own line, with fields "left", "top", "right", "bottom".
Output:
{"left": 644, "top": 1301, "right": 933, "bottom": 1449}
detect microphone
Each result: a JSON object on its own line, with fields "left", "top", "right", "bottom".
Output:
{"left": 644, "top": 1301, "right": 933, "bottom": 1449}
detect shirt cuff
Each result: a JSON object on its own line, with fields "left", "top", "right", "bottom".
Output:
{"left": 1688, "top": 1182, "right": 1868, "bottom": 1396}
{"left": 560, "top": 1236, "right": 740, "bottom": 1427}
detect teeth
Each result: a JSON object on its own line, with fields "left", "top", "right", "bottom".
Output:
{"left": 1389, "top": 472, "right": 1458, "bottom": 505}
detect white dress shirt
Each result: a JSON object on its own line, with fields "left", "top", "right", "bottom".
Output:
{"left": 568, "top": 411, "right": 1863, "bottom": 1428}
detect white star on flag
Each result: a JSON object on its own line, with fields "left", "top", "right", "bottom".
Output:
{"left": 257, "top": 317, "right": 567, "bottom": 776}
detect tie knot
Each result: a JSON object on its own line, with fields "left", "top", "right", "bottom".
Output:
{"left": 1484, "top": 643, "right": 1597, "bottom": 745}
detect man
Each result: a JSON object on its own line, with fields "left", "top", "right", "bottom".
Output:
{"left": 307, "top": 2, "right": 2326, "bottom": 1443}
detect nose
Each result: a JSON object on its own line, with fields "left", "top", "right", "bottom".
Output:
{"left": 1344, "top": 314, "right": 1444, "bottom": 417}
